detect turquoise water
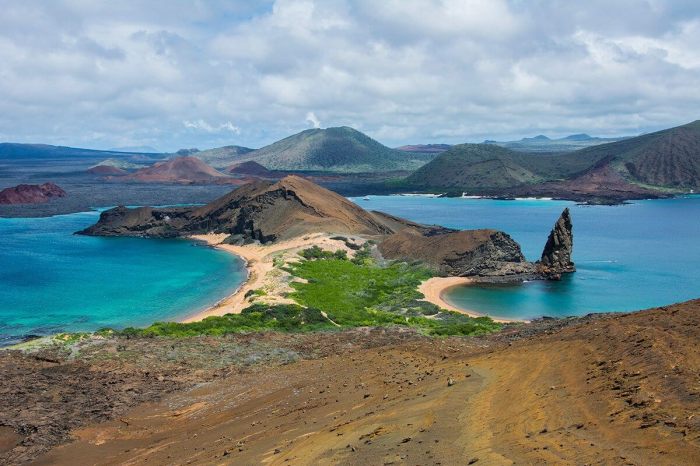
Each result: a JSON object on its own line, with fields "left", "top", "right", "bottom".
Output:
{"left": 350, "top": 195, "right": 700, "bottom": 320}
{"left": 0, "top": 211, "right": 245, "bottom": 346}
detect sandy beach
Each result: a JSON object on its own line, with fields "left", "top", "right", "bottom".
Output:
{"left": 418, "top": 277, "right": 523, "bottom": 323}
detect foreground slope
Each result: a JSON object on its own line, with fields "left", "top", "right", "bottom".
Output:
{"left": 18, "top": 299, "right": 700, "bottom": 465}
{"left": 237, "top": 126, "right": 434, "bottom": 172}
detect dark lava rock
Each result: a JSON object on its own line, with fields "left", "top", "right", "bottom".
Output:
{"left": 0, "top": 183, "right": 66, "bottom": 204}
{"left": 538, "top": 208, "right": 575, "bottom": 279}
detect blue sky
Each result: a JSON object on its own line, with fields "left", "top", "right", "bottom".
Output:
{"left": 1, "top": 0, "right": 699, "bottom": 152}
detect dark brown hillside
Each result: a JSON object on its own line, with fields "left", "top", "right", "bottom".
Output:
{"left": 79, "top": 175, "right": 394, "bottom": 242}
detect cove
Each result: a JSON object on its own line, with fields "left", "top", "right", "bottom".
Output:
{"left": 350, "top": 195, "right": 700, "bottom": 320}
{"left": 0, "top": 210, "right": 246, "bottom": 346}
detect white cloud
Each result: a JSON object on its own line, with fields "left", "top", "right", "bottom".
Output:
{"left": 305, "top": 111, "right": 321, "bottom": 128}
{"left": 0, "top": 0, "right": 699, "bottom": 150}
{"left": 183, "top": 119, "right": 241, "bottom": 134}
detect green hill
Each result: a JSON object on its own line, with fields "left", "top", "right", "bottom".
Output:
{"left": 405, "top": 121, "right": 700, "bottom": 193}
{"left": 238, "top": 127, "right": 434, "bottom": 173}
{"left": 569, "top": 120, "right": 700, "bottom": 189}
{"left": 174, "top": 145, "right": 255, "bottom": 169}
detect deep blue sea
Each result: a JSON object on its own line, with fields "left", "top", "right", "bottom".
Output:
{"left": 350, "top": 195, "right": 700, "bottom": 320}
{"left": 0, "top": 211, "right": 245, "bottom": 346}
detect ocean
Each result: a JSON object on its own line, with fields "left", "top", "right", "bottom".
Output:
{"left": 0, "top": 210, "right": 245, "bottom": 346}
{"left": 349, "top": 195, "right": 700, "bottom": 320}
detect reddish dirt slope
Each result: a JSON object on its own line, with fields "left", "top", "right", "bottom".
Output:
{"left": 121, "top": 156, "right": 232, "bottom": 183}
{"left": 0, "top": 183, "right": 66, "bottom": 204}
{"left": 28, "top": 300, "right": 700, "bottom": 465}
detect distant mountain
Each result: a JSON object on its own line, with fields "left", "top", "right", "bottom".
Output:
{"left": 570, "top": 120, "right": 700, "bottom": 189}
{"left": 178, "top": 145, "right": 255, "bottom": 169}
{"left": 0, "top": 143, "right": 163, "bottom": 160}
{"left": 89, "top": 158, "right": 148, "bottom": 170}
{"left": 403, "top": 120, "right": 700, "bottom": 201}
{"left": 87, "top": 165, "right": 128, "bottom": 176}
{"left": 485, "top": 133, "right": 628, "bottom": 153}
{"left": 227, "top": 161, "right": 276, "bottom": 178}
{"left": 108, "top": 145, "right": 160, "bottom": 153}
{"left": 395, "top": 144, "right": 451, "bottom": 155}
{"left": 405, "top": 144, "right": 576, "bottom": 190}
{"left": 120, "top": 156, "right": 234, "bottom": 184}
{"left": 234, "top": 127, "right": 434, "bottom": 173}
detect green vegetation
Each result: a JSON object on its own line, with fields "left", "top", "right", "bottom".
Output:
{"left": 118, "top": 304, "right": 335, "bottom": 338}
{"left": 104, "top": 247, "right": 500, "bottom": 339}
{"left": 299, "top": 245, "right": 348, "bottom": 260}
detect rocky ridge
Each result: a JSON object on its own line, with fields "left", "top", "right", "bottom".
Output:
{"left": 80, "top": 176, "right": 574, "bottom": 282}
{"left": 79, "top": 176, "right": 393, "bottom": 242}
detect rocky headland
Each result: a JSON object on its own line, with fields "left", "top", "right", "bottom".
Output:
{"left": 79, "top": 175, "right": 574, "bottom": 283}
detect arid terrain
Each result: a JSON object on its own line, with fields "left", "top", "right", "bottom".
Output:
{"left": 1, "top": 299, "right": 698, "bottom": 465}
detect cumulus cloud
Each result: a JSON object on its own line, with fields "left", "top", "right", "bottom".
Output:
{"left": 0, "top": 0, "right": 699, "bottom": 150}
{"left": 305, "top": 112, "right": 321, "bottom": 128}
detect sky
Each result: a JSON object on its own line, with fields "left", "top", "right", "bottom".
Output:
{"left": 1, "top": 0, "right": 699, "bottom": 152}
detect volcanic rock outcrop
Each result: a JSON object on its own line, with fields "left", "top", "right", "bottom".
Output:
{"left": 376, "top": 215, "right": 533, "bottom": 278}
{"left": 0, "top": 183, "right": 66, "bottom": 204}
{"left": 79, "top": 176, "right": 393, "bottom": 242}
{"left": 537, "top": 207, "right": 575, "bottom": 279}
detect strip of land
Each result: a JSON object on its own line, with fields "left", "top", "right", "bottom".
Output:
{"left": 185, "top": 234, "right": 523, "bottom": 324}
{"left": 183, "top": 233, "right": 362, "bottom": 322}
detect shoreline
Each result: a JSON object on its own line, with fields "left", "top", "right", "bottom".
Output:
{"left": 181, "top": 233, "right": 358, "bottom": 323}
{"left": 418, "top": 277, "right": 526, "bottom": 323}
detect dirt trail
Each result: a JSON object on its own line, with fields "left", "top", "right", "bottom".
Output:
{"left": 32, "top": 300, "right": 700, "bottom": 465}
